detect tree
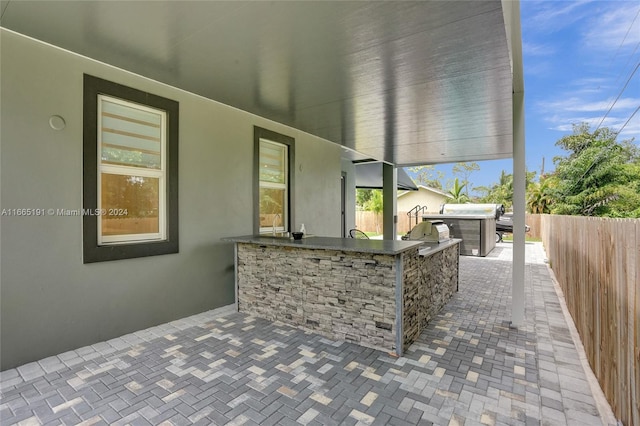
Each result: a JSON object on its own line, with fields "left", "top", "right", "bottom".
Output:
{"left": 527, "top": 176, "right": 554, "bottom": 214}
{"left": 447, "top": 178, "right": 469, "bottom": 204}
{"left": 549, "top": 123, "right": 640, "bottom": 217}
{"left": 355, "top": 189, "right": 385, "bottom": 232}
{"left": 356, "top": 189, "right": 372, "bottom": 210}
{"left": 364, "top": 190, "right": 384, "bottom": 233}
{"left": 476, "top": 169, "right": 537, "bottom": 210}
{"left": 405, "top": 165, "right": 444, "bottom": 189}
{"left": 452, "top": 162, "right": 480, "bottom": 196}
{"left": 476, "top": 170, "right": 513, "bottom": 208}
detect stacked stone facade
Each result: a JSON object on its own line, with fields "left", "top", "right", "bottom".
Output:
{"left": 237, "top": 243, "right": 398, "bottom": 352}
{"left": 236, "top": 241, "right": 459, "bottom": 355}
{"left": 402, "top": 244, "right": 459, "bottom": 349}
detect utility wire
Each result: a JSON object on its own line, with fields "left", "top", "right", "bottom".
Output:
{"left": 568, "top": 6, "right": 640, "bottom": 192}
{"left": 612, "top": 40, "right": 640, "bottom": 88}
{"left": 594, "top": 6, "right": 640, "bottom": 130}
{"left": 605, "top": 7, "right": 640, "bottom": 78}
{"left": 570, "top": 105, "right": 638, "bottom": 192}
{"left": 594, "top": 61, "right": 640, "bottom": 132}
{"left": 615, "top": 104, "right": 640, "bottom": 137}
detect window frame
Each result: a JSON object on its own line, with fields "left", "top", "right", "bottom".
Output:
{"left": 253, "top": 127, "right": 295, "bottom": 235}
{"left": 258, "top": 139, "right": 289, "bottom": 234}
{"left": 83, "top": 75, "right": 179, "bottom": 263}
{"left": 97, "top": 94, "right": 167, "bottom": 244}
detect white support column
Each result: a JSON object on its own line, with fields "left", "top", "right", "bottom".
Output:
{"left": 511, "top": 91, "right": 526, "bottom": 327}
{"left": 382, "top": 163, "right": 397, "bottom": 241}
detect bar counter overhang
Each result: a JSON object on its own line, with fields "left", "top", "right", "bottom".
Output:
{"left": 223, "top": 235, "right": 461, "bottom": 356}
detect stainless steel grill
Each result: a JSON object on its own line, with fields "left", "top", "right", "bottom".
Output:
{"left": 423, "top": 204, "right": 503, "bottom": 257}
{"left": 406, "top": 220, "right": 450, "bottom": 244}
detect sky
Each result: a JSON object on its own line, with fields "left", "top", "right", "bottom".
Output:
{"left": 409, "top": 0, "right": 640, "bottom": 196}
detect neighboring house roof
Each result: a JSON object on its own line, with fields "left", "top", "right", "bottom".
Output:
{"left": 398, "top": 185, "right": 453, "bottom": 199}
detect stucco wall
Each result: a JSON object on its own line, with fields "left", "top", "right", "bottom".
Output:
{"left": 397, "top": 188, "right": 449, "bottom": 214}
{"left": 0, "top": 30, "right": 343, "bottom": 369}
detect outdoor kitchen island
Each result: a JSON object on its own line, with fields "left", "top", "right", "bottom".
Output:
{"left": 224, "top": 236, "right": 461, "bottom": 356}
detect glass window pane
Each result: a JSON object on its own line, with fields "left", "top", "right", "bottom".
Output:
{"left": 100, "top": 98, "right": 163, "bottom": 169}
{"left": 259, "top": 187, "right": 285, "bottom": 229}
{"left": 259, "top": 140, "right": 286, "bottom": 183}
{"left": 101, "top": 173, "right": 160, "bottom": 236}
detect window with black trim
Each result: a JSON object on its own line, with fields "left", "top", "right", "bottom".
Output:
{"left": 254, "top": 127, "right": 294, "bottom": 234}
{"left": 83, "top": 75, "right": 179, "bottom": 263}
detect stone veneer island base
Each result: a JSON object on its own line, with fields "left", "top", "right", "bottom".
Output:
{"left": 224, "top": 236, "right": 460, "bottom": 356}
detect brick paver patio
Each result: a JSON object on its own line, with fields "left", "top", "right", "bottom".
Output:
{"left": 0, "top": 243, "right": 613, "bottom": 425}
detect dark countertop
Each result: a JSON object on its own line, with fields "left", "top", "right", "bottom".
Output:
{"left": 223, "top": 235, "right": 423, "bottom": 255}
{"left": 422, "top": 214, "right": 496, "bottom": 220}
{"left": 418, "top": 238, "right": 462, "bottom": 256}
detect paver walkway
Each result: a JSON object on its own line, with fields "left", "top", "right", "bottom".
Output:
{"left": 0, "top": 243, "right": 613, "bottom": 425}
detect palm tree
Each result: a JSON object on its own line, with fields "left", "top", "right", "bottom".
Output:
{"left": 447, "top": 178, "right": 469, "bottom": 204}
{"left": 477, "top": 170, "right": 513, "bottom": 208}
{"left": 527, "top": 178, "right": 553, "bottom": 214}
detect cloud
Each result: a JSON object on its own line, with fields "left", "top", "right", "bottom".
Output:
{"left": 567, "top": 77, "right": 615, "bottom": 92}
{"left": 536, "top": 92, "right": 639, "bottom": 142}
{"left": 522, "top": 41, "right": 555, "bottom": 57}
{"left": 540, "top": 97, "right": 640, "bottom": 113}
{"left": 522, "top": 1, "right": 640, "bottom": 142}
{"left": 521, "top": 0, "right": 595, "bottom": 33}
{"left": 582, "top": 3, "right": 640, "bottom": 51}
{"left": 543, "top": 109, "right": 639, "bottom": 140}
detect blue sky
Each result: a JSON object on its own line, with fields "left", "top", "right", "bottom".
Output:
{"left": 409, "top": 0, "right": 640, "bottom": 196}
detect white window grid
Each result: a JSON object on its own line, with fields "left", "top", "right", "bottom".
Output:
{"left": 97, "top": 95, "right": 167, "bottom": 245}
{"left": 259, "top": 139, "right": 288, "bottom": 234}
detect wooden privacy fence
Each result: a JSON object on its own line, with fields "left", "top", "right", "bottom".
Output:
{"left": 524, "top": 213, "right": 542, "bottom": 239}
{"left": 541, "top": 215, "right": 639, "bottom": 425}
{"left": 356, "top": 210, "right": 426, "bottom": 235}
{"left": 357, "top": 211, "right": 545, "bottom": 238}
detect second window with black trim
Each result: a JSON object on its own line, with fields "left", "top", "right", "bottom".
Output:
{"left": 254, "top": 127, "right": 295, "bottom": 235}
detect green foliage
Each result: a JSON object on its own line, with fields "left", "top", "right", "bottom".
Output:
{"left": 366, "top": 190, "right": 384, "bottom": 214}
{"left": 550, "top": 123, "right": 640, "bottom": 217}
{"left": 356, "top": 189, "right": 372, "bottom": 210}
{"left": 476, "top": 170, "right": 513, "bottom": 208}
{"left": 447, "top": 178, "right": 469, "bottom": 204}
{"left": 476, "top": 169, "right": 537, "bottom": 210}
{"left": 527, "top": 176, "right": 554, "bottom": 214}
{"left": 452, "top": 162, "right": 480, "bottom": 196}
{"left": 406, "top": 165, "right": 444, "bottom": 189}
{"left": 357, "top": 189, "right": 384, "bottom": 233}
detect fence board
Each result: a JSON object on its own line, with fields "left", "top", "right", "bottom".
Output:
{"left": 633, "top": 221, "right": 639, "bottom": 426}
{"left": 356, "top": 211, "right": 439, "bottom": 235}
{"left": 618, "top": 220, "right": 631, "bottom": 424}
{"left": 541, "top": 215, "right": 639, "bottom": 425}
{"left": 590, "top": 219, "right": 600, "bottom": 377}
{"left": 524, "top": 213, "right": 541, "bottom": 239}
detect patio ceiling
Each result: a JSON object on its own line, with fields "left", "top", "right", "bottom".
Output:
{"left": 0, "top": 0, "right": 520, "bottom": 167}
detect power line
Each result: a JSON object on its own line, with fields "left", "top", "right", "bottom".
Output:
{"left": 594, "top": 5, "right": 640, "bottom": 131}
{"left": 615, "top": 104, "right": 640, "bottom": 137}
{"left": 566, "top": 6, "right": 640, "bottom": 193}
{"left": 570, "top": 104, "right": 638, "bottom": 192}
{"left": 612, "top": 39, "right": 640, "bottom": 88}
{"left": 605, "top": 6, "right": 640, "bottom": 76}
{"left": 594, "top": 61, "right": 640, "bottom": 132}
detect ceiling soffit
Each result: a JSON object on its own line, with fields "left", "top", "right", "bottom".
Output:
{"left": 1, "top": 0, "right": 515, "bottom": 166}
